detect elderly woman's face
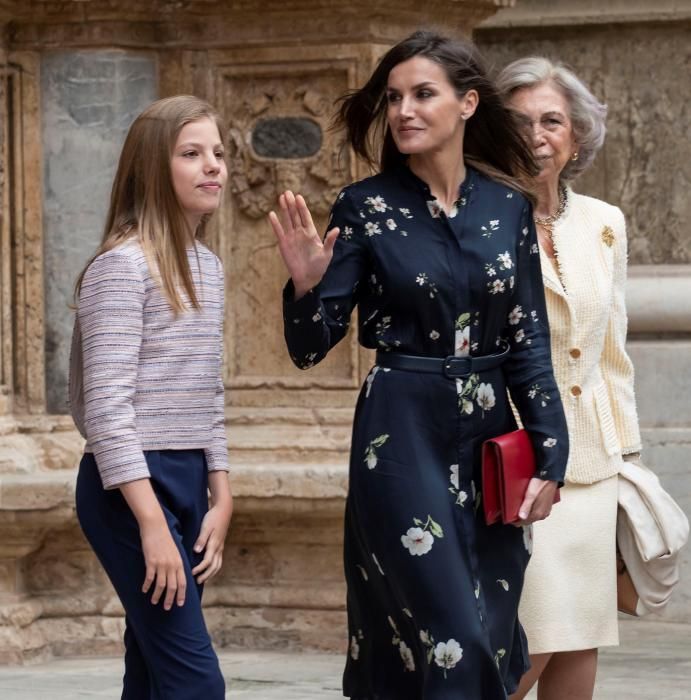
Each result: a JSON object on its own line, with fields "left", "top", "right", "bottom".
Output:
{"left": 507, "top": 81, "right": 577, "bottom": 185}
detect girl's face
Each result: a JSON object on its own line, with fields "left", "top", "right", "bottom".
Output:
{"left": 171, "top": 117, "right": 227, "bottom": 230}
{"left": 507, "top": 82, "right": 578, "bottom": 186}
{"left": 385, "top": 56, "right": 476, "bottom": 159}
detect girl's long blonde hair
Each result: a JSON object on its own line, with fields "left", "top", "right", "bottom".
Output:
{"left": 74, "top": 95, "right": 226, "bottom": 312}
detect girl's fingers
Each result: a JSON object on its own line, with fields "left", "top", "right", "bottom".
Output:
{"left": 176, "top": 568, "right": 187, "bottom": 607}
{"left": 142, "top": 566, "right": 155, "bottom": 594}
{"left": 151, "top": 571, "right": 166, "bottom": 605}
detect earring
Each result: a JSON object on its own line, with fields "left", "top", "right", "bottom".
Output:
{"left": 460, "top": 114, "right": 468, "bottom": 121}
{"left": 571, "top": 152, "right": 579, "bottom": 161}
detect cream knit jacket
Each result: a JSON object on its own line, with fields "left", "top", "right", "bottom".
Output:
{"left": 541, "top": 190, "right": 642, "bottom": 484}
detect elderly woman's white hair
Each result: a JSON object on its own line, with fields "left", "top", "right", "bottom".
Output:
{"left": 495, "top": 57, "right": 607, "bottom": 182}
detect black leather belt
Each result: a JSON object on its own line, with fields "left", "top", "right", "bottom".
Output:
{"left": 375, "top": 342, "right": 509, "bottom": 379}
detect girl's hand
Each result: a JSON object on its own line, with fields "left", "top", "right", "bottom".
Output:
{"left": 139, "top": 520, "right": 187, "bottom": 610}
{"left": 513, "top": 477, "right": 559, "bottom": 526}
{"left": 119, "top": 478, "right": 186, "bottom": 610}
{"left": 268, "top": 190, "right": 339, "bottom": 300}
{"left": 191, "top": 500, "right": 232, "bottom": 584}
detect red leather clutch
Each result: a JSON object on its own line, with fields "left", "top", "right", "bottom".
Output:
{"left": 481, "top": 428, "right": 560, "bottom": 526}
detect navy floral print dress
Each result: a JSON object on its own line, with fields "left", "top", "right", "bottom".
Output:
{"left": 283, "top": 165, "right": 569, "bottom": 699}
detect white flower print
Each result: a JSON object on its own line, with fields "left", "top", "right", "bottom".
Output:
{"left": 342, "top": 225, "right": 353, "bottom": 240}
{"left": 531, "top": 310, "right": 539, "bottom": 322}
{"left": 434, "top": 639, "right": 463, "bottom": 676}
{"left": 507, "top": 192, "right": 514, "bottom": 198}
{"left": 399, "top": 207, "right": 413, "bottom": 219}
{"left": 399, "top": 641, "right": 416, "bottom": 672}
{"left": 401, "top": 527, "right": 434, "bottom": 556}
{"left": 337, "top": 191, "right": 346, "bottom": 201}
{"left": 426, "top": 200, "right": 443, "bottom": 218}
{"left": 449, "top": 464, "right": 459, "bottom": 490}
{"left": 402, "top": 608, "right": 413, "bottom": 618}
{"left": 474, "top": 581, "right": 480, "bottom": 599}
{"left": 312, "top": 312, "right": 322, "bottom": 322}
{"left": 476, "top": 382, "right": 496, "bottom": 413}
{"left": 364, "top": 434, "right": 389, "bottom": 469}
{"left": 365, "top": 195, "right": 389, "bottom": 212}
{"left": 497, "top": 579, "right": 510, "bottom": 592}
{"left": 429, "top": 330, "right": 440, "bottom": 340}
{"left": 364, "top": 221, "right": 382, "bottom": 236}
{"left": 356, "top": 564, "right": 369, "bottom": 581}
{"left": 528, "top": 383, "right": 551, "bottom": 407}
{"left": 365, "top": 365, "right": 380, "bottom": 398}
{"left": 448, "top": 465, "right": 468, "bottom": 506}
{"left": 497, "top": 251, "right": 513, "bottom": 270}
{"left": 419, "top": 629, "right": 431, "bottom": 645}
{"left": 415, "top": 273, "right": 428, "bottom": 286}
{"left": 489, "top": 279, "right": 506, "bottom": 295}
{"left": 455, "top": 325, "right": 470, "bottom": 356}
{"left": 350, "top": 635, "right": 360, "bottom": 660}
{"left": 481, "top": 219, "right": 500, "bottom": 237}
{"left": 523, "top": 524, "right": 534, "bottom": 554}
{"left": 385, "top": 218, "right": 397, "bottom": 230}
{"left": 530, "top": 243, "right": 539, "bottom": 254}
{"left": 461, "top": 399, "right": 474, "bottom": 416}
{"left": 401, "top": 514, "right": 444, "bottom": 556}
{"left": 494, "top": 648, "right": 506, "bottom": 668}
{"left": 514, "top": 329, "right": 525, "bottom": 343}
{"left": 372, "top": 553, "right": 385, "bottom": 575}
{"left": 508, "top": 305, "right": 524, "bottom": 325}
{"left": 484, "top": 263, "right": 497, "bottom": 277}
{"left": 543, "top": 437, "right": 557, "bottom": 448}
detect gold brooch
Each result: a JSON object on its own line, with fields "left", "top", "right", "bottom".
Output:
{"left": 601, "top": 226, "right": 615, "bottom": 247}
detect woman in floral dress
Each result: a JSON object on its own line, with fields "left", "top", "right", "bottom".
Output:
{"left": 269, "top": 32, "right": 569, "bottom": 699}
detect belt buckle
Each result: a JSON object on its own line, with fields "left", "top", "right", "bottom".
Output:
{"left": 442, "top": 355, "right": 471, "bottom": 379}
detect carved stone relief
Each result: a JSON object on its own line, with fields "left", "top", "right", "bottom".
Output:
{"left": 215, "top": 61, "right": 360, "bottom": 389}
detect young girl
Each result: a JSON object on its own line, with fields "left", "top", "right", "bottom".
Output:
{"left": 70, "top": 95, "right": 232, "bottom": 699}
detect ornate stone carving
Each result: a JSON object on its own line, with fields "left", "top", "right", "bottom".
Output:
{"left": 225, "top": 74, "right": 348, "bottom": 220}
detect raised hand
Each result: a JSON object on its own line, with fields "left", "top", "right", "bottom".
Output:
{"left": 268, "top": 190, "right": 339, "bottom": 300}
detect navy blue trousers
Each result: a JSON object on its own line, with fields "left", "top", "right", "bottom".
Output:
{"left": 76, "top": 449, "right": 225, "bottom": 700}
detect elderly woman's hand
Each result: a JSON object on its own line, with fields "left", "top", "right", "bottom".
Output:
{"left": 512, "top": 477, "right": 560, "bottom": 526}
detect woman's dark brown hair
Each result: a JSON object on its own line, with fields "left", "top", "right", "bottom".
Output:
{"left": 337, "top": 30, "right": 537, "bottom": 188}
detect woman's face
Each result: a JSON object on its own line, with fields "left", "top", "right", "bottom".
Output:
{"left": 507, "top": 81, "right": 578, "bottom": 186}
{"left": 171, "top": 117, "right": 228, "bottom": 229}
{"left": 386, "top": 56, "right": 476, "bottom": 159}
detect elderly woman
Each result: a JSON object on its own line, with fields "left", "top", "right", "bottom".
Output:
{"left": 496, "top": 59, "right": 642, "bottom": 699}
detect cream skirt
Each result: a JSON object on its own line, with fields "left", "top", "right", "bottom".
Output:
{"left": 518, "top": 475, "right": 619, "bottom": 654}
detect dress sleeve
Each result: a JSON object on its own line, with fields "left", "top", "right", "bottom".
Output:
{"left": 204, "top": 256, "right": 230, "bottom": 473}
{"left": 79, "top": 251, "right": 150, "bottom": 489}
{"left": 283, "top": 188, "right": 368, "bottom": 369}
{"left": 601, "top": 208, "right": 642, "bottom": 454}
{"left": 503, "top": 202, "right": 569, "bottom": 483}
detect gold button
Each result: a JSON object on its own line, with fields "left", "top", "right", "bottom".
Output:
{"left": 571, "top": 385, "right": 582, "bottom": 397}
{"left": 570, "top": 348, "right": 581, "bottom": 359}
